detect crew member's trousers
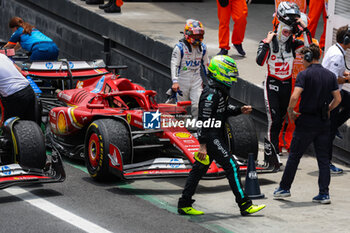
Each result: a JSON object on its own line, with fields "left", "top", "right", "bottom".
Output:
{"left": 308, "top": 0, "right": 326, "bottom": 49}
{"left": 280, "top": 115, "right": 331, "bottom": 195}
{"left": 217, "top": 0, "right": 248, "bottom": 50}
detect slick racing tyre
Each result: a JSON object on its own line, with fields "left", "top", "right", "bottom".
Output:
{"left": 225, "top": 115, "right": 258, "bottom": 161}
{"left": 13, "top": 120, "right": 47, "bottom": 169}
{"left": 85, "top": 119, "right": 131, "bottom": 180}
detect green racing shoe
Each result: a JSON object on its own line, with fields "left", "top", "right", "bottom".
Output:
{"left": 178, "top": 207, "right": 204, "bottom": 215}
{"left": 241, "top": 204, "right": 266, "bottom": 216}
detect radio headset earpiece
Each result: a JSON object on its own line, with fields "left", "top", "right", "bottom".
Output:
{"left": 304, "top": 50, "right": 313, "bottom": 63}
{"left": 343, "top": 25, "right": 350, "bottom": 45}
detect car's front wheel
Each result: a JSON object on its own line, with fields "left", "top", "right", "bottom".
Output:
{"left": 85, "top": 119, "right": 131, "bottom": 181}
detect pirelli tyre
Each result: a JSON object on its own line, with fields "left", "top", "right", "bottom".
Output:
{"left": 225, "top": 115, "right": 258, "bottom": 161}
{"left": 85, "top": 119, "right": 131, "bottom": 180}
{"left": 13, "top": 120, "right": 47, "bottom": 169}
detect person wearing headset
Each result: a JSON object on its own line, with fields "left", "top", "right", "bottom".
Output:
{"left": 274, "top": 43, "right": 341, "bottom": 204}
{"left": 3, "top": 17, "right": 59, "bottom": 61}
{"left": 322, "top": 25, "right": 350, "bottom": 174}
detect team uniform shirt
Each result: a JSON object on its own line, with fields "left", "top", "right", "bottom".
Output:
{"left": 322, "top": 43, "right": 348, "bottom": 91}
{"left": 296, "top": 63, "right": 338, "bottom": 116}
{"left": 8, "top": 27, "right": 53, "bottom": 52}
{"left": 0, "top": 54, "right": 29, "bottom": 97}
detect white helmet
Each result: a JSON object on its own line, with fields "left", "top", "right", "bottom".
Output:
{"left": 300, "top": 12, "right": 308, "bottom": 27}
{"left": 277, "top": 2, "right": 301, "bottom": 26}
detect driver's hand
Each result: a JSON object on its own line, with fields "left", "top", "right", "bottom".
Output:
{"left": 197, "top": 144, "right": 207, "bottom": 161}
{"left": 172, "top": 83, "right": 180, "bottom": 92}
{"left": 241, "top": 105, "right": 252, "bottom": 114}
{"left": 296, "top": 17, "right": 307, "bottom": 28}
{"left": 266, "top": 31, "right": 276, "bottom": 43}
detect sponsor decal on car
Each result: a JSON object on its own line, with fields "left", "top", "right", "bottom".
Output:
{"left": 58, "top": 92, "right": 72, "bottom": 102}
{"left": 134, "top": 120, "right": 143, "bottom": 127}
{"left": 45, "top": 62, "right": 54, "bottom": 69}
{"left": 0, "top": 165, "right": 11, "bottom": 175}
{"left": 57, "top": 111, "right": 68, "bottom": 134}
{"left": 127, "top": 114, "right": 131, "bottom": 124}
{"left": 76, "top": 81, "right": 84, "bottom": 89}
{"left": 174, "top": 132, "right": 192, "bottom": 139}
{"left": 168, "top": 158, "right": 181, "bottom": 168}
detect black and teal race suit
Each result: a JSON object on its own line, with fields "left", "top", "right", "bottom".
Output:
{"left": 178, "top": 80, "right": 252, "bottom": 211}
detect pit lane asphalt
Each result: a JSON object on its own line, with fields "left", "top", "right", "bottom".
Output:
{"left": 0, "top": 158, "right": 212, "bottom": 233}
{"left": 1, "top": 146, "right": 349, "bottom": 233}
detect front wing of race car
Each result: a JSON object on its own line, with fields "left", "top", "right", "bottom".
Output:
{"left": 0, "top": 152, "right": 66, "bottom": 189}
{"left": 105, "top": 120, "right": 280, "bottom": 180}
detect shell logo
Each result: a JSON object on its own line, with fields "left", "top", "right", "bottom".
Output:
{"left": 174, "top": 132, "right": 192, "bottom": 139}
{"left": 57, "top": 111, "right": 67, "bottom": 133}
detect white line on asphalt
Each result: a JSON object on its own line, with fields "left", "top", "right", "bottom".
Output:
{"left": 5, "top": 187, "right": 114, "bottom": 233}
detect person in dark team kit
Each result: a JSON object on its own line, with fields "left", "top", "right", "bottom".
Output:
{"left": 3, "top": 17, "right": 59, "bottom": 61}
{"left": 273, "top": 44, "right": 341, "bottom": 204}
{"left": 177, "top": 55, "right": 265, "bottom": 216}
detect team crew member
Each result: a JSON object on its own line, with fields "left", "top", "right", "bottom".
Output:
{"left": 171, "top": 19, "right": 209, "bottom": 119}
{"left": 308, "top": 0, "right": 327, "bottom": 50}
{"left": 274, "top": 44, "right": 341, "bottom": 204}
{"left": 3, "top": 17, "right": 59, "bottom": 61}
{"left": 278, "top": 12, "right": 320, "bottom": 152}
{"left": 322, "top": 25, "right": 350, "bottom": 174}
{"left": 256, "top": 2, "right": 311, "bottom": 157}
{"left": 217, "top": 0, "right": 248, "bottom": 56}
{"left": 178, "top": 55, "right": 265, "bottom": 216}
{"left": 0, "top": 53, "right": 36, "bottom": 121}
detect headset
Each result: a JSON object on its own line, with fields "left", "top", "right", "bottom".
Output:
{"left": 343, "top": 25, "right": 350, "bottom": 45}
{"left": 304, "top": 50, "right": 313, "bottom": 63}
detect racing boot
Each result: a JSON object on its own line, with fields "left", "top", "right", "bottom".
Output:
{"left": 178, "top": 207, "right": 204, "bottom": 215}
{"left": 240, "top": 204, "right": 266, "bottom": 216}
{"left": 99, "top": 0, "right": 113, "bottom": 9}
{"left": 86, "top": 0, "right": 104, "bottom": 4}
{"left": 104, "top": 0, "right": 123, "bottom": 13}
{"left": 178, "top": 198, "right": 204, "bottom": 215}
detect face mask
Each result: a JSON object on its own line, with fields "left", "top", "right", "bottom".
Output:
{"left": 277, "top": 23, "right": 292, "bottom": 43}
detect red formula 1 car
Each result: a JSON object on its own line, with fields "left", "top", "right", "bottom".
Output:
{"left": 0, "top": 49, "right": 65, "bottom": 189}
{"left": 21, "top": 60, "right": 280, "bottom": 181}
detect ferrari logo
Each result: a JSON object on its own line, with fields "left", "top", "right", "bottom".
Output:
{"left": 127, "top": 114, "right": 131, "bottom": 123}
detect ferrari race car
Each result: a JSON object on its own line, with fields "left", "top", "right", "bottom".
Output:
{"left": 0, "top": 47, "right": 65, "bottom": 188}
{"left": 0, "top": 117, "right": 65, "bottom": 189}
{"left": 22, "top": 60, "right": 281, "bottom": 181}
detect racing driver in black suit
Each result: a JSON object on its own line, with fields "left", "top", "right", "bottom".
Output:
{"left": 177, "top": 55, "right": 266, "bottom": 216}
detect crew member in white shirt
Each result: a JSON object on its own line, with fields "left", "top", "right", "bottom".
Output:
{"left": 322, "top": 25, "right": 350, "bottom": 174}
{"left": 0, "top": 53, "right": 36, "bottom": 122}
